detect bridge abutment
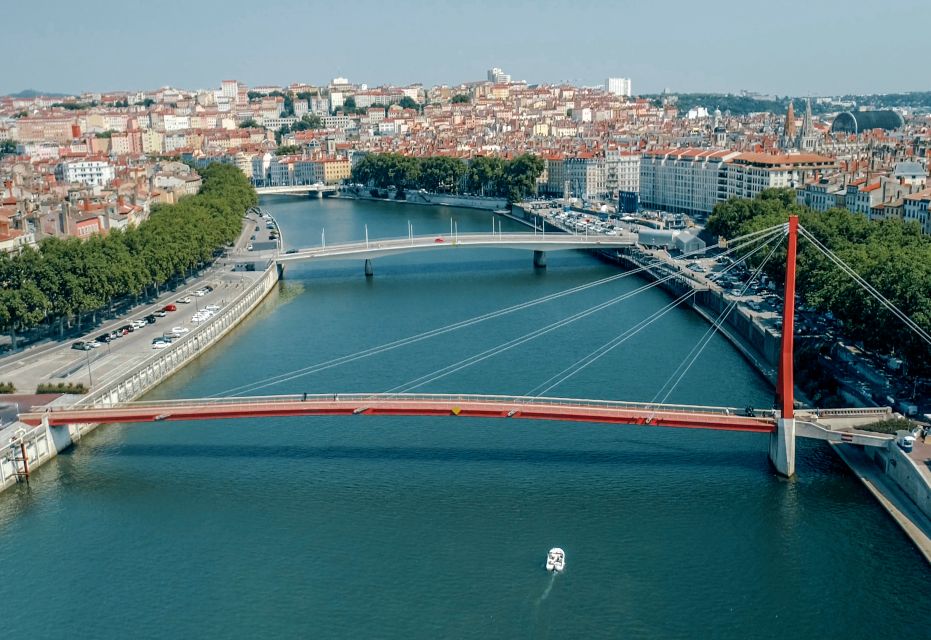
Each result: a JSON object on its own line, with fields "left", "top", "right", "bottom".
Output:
{"left": 769, "top": 417, "right": 796, "bottom": 477}
{"left": 364, "top": 259, "right": 374, "bottom": 277}
{"left": 533, "top": 250, "right": 547, "bottom": 269}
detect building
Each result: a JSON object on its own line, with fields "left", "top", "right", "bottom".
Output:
{"left": 487, "top": 67, "right": 511, "bottom": 84}
{"left": 903, "top": 189, "right": 931, "bottom": 235}
{"left": 724, "top": 153, "right": 835, "bottom": 201}
{"left": 639, "top": 149, "right": 739, "bottom": 216}
{"left": 56, "top": 160, "right": 115, "bottom": 187}
{"left": 830, "top": 110, "right": 905, "bottom": 134}
{"left": 606, "top": 77, "right": 632, "bottom": 97}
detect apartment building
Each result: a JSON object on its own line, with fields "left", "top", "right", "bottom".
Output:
{"left": 639, "top": 149, "right": 739, "bottom": 216}
{"left": 723, "top": 153, "right": 835, "bottom": 201}
{"left": 904, "top": 189, "right": 931, "bottom": 235}
{"left": 56, "top": 160, "right": 115, "bottom": 187}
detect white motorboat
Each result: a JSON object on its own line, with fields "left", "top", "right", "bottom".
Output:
{"left": 545, "top": 547, "right": 565, "bottom": 572}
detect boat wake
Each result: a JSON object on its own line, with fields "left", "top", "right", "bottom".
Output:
{"left": 536, "top": 571, "right": 558, "bottom": 604}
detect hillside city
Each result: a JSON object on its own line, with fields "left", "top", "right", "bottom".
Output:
{"left": 1, "top": 70, "right": 929, "bottom": 253}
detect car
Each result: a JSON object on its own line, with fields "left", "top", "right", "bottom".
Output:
{"left": 72, "top": 341, "right": 93, "bottom": 351}
{"left": 255, "top": 225, "right": 260, "bottom": 231}
{"left": 152, "top": 341, "right": 169, "bottom": 349}
{"left": 285, "top": 249, "right": 298, "bottom": 254}
{"left": 87, "top": 340, "right": 102, "bottom": 348}
{"left": 154, "top": 310, "right": 168, "bottom": 317}
{"left": 145, "top": 314, "right": 157, "bottom": 324}
{"left": 193, "top": 289, "right": 206, "bottom": 297}
{"left": 118, "top": 324, "right": 134, "bottom": 334}
{"left": 132, "top": 319, "right": 147, "bottom": 329}
{"left": 170, "top": 326, "right": 190, "bottom": 335}
{"left": 203, "top": 285, "right": 213, "bottom": 292}
{"left": 250, "top": 235, "right": 256, "bottom": 240}
{"left": 176, "top": 296, "right": 192, "bottom": 304}
{"left": 96, "top": 334, "right": 113, "bottom": 343}
{"left": 204, "top": 304, "right": 220, "bottom": 311}
{"left": 246, "top": 244, "right": 254, "bottom": 251}
{"left": 162, "top": 304, "right": 177, "bottom": 312}
{"left": 434, "top": 237, "right": 445, "bottom": 243}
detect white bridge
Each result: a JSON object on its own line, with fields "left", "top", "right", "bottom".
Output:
{"left": 254, "top": 183, "right": 338, "bottom": 197}
{"left": 275, "top": 232, "right": 636, "bottom": 273}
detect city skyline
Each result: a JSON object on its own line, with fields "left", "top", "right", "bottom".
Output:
{"left": 3, "top": 0, "right": 930, "bottom": 97}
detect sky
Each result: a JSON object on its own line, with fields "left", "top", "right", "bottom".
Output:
{"left": 3, "top": 0, "right": 929, "bottom": 97}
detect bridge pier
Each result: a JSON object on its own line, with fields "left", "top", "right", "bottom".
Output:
{"left": 769, "top": 417, "right": 796, "bottom": 477}
{"left": 533, "top": 250, "right": 547, "bottom": 269}
{"left": 364, "top": 259, "right": 374, "bottom": 277}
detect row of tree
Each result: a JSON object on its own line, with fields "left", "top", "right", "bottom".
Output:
{"left": 707, "top": 189, "right": 931, "bottom": 373}
{"left": 350, "top": 153, "right": 545, "bottom": 202}
{"left": 0, "top": 164, "right": 257, "bottom": 348}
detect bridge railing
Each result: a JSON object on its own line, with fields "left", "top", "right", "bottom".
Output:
{"left": 278, "top": 232, "right": 635, "bottom": 257}
{"left": 811, "top": 407, "right": 892, "bottom": 418}
{"left": 34, "top": 392, "right": 768, "bottom": 419}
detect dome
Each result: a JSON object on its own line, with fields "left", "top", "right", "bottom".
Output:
{"left": 831, "top": 110, "right": 904, "bottom": 134}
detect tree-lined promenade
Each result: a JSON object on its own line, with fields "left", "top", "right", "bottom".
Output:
{"left": 708, "top": 189, "right": 931, "bottom": 373}
{"left": 0, "top": 164, "right": 257, "bottom": 349}
{"left": 350, "top": 153, "right": 545, "bottom": 202}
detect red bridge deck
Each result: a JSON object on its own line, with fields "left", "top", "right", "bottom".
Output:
{"left": 19, "top": 394, "right": 776, "bottom": 433}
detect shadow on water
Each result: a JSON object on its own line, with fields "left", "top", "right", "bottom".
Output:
{"left": 86, "top": 442, "right": 765, "bottom": 471}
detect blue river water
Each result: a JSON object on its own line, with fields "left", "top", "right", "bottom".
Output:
{"left": 1, "top": 196, "right": 929, "bottom": 639}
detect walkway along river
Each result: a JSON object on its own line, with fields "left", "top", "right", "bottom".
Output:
{"left": 1, "top": 195, "right": 929, "bottom": 639}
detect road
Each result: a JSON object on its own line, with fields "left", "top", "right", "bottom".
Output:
{"left": 0, "top": 211, "right": 268, "bottom": 396}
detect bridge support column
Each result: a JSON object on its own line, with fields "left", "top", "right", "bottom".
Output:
{"left": 276, "top": 263, "right": 285, "bottom": 280}
{"left": 533, "top": 250, "right": 547, "bottom": 269}
{"left": 769, "top": 417, "right": 796, "bottom": 477}
{"left": 364, "top": 259, "right": 374, "bottom": 277}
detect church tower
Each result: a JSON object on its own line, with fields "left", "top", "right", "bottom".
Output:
{"left": 782, "top": 101, "right": 796, "bottom": 149}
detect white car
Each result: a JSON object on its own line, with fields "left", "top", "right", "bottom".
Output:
{"left": 131, "top": 320, "right": 147, "bottom": 329}
{"left": 152, "top": 341, "right": 169, "bottom": 349}
{"left": 204, "top": 305, "right": 220, "bottom": 311}
{"left": 171, "top": 326, "right": 190, "bottom": 334}
{"left": 193, "top": 290, "right": 206, "bottom": 297}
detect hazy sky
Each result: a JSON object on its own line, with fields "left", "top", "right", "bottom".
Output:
{"left": 4, "top": 0, "right": 928, "bottom": 97}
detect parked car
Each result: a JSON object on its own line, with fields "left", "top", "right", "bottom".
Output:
{"left": 285, "top": 249, "right": 298, "bottom": 254}
{"left": 203, "top": 285, "right": 213, "bottom": 292}
{"left": 246, "top": 244, "right": 254, "bottom": 251}
{"left": 96, "top": 334, "right": 113, "bottom": 343}
{"left": 170, "top": 326, "right": 190, "bottom": 335}
{"left": 162, "top": 304, "right": 177, "bottom": 312}
{"left": 154, "top": 310, "right": 168, "bottom": 318}
{"left": 72, "top": 341, "right": 92, "bottom": 351}
{"left": 176, "top": 296, "right": 192, "bottom": 304}
{"left": 145, "top": 314, "right": 157, "bottom": 324}
{"left": 118, "top": 324, "right": 134, "bottom": 334}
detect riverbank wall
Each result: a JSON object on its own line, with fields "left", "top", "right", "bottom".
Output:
{"left": 0, "top": 262, "right": 280, "bottom": 492}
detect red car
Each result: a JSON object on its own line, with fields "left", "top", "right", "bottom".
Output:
{"left": 434, "top": 237, "right": 445, "bottom": 243}
{"left": 162, "top": 304, "right": 177, "bottom": 312}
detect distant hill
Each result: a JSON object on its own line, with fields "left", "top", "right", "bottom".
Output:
{"left": 6, "top": 89, "right": 71, "bottom": 98}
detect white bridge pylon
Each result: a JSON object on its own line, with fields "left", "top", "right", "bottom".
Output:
{"left": 275, "top": 232, "right": 636, "bottom": 265}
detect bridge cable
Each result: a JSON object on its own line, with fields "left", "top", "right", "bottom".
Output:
{"left": 211, "top": 224, "right": 787, "bottom": 398}
{"left": 384, "top": 228, "right": 785, "bottom": 396}
{"left": 797, "top": 225, "right": 931, "bottom": 347}
{"left": 524, "top": 231, "right": 784, "bottom": 397}
{"left": 647, "top": 229, "right": 787, "bottom": 411}
{"left": 384, "top": 274, "right": 687, "bottom": 394}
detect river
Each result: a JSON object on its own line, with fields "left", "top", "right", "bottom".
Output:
{"left": 1, "top": 196, "right": 929, "bottom": 639}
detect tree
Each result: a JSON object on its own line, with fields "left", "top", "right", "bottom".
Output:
{"left": 276, "top": 144, "right": 301, "bottom": 156}
{"left": 290, "top": 114, "right": 323, "bottom": 132}
{"left": 418, "top": 157, "right": 467, "bottom": 193}
{"left": 95, "top": 130, "right": 114, "bottom": 139}
{"left": 502, "top": 154, "right": 544, "bottom": 202}
{"left": 398, "top": 96, "right": 420, "bottom": 111}
{"left": 0, "top": 140, "right": 16, "bottom": 156}
{"left": 468, "top": 156, "right": 505, "bottom": 196}
{"left": 344, "top": 96, "right": 357, "bottom": 110}
{"left": 239, "top": 118, "right": 258, "bottom": 128}
{"left": 451, "top": 94, "right": 471, "bottom": 104}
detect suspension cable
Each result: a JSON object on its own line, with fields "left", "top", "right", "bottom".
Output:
{"left": 648, "top": 229, "right": 787, "bottom": 409}
{"left": 525, "top": 228, "right": 786, "bottom": 397}
{"left": 527, "top": 289, "right": 697, "bottom": 397}
{"left": 798, "top": 225, "right": 931, "bottom": 347}
{"left": 212, "top": 223, "right": 788, "bottom": 397}
{"left": 386, "top": 273, "right": 685, "bottom": 394}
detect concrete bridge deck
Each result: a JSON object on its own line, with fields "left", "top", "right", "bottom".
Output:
{"left": 275, "top": 232, "right": 635, "bottom": 264}
{"left": 254, "top": 183, "right": 338, "bottom": 197}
